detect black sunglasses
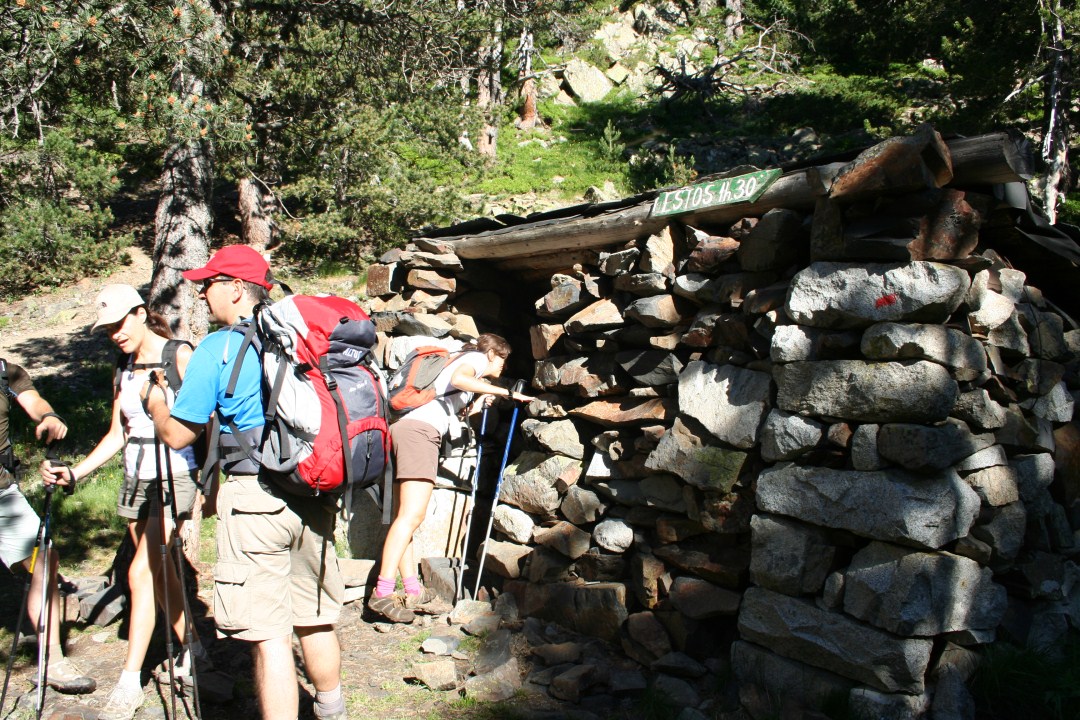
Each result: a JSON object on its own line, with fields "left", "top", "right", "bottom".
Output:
{"left": 198, "top": 276, "right": 235, "bottom": 293}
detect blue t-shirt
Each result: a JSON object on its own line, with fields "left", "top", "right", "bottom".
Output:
{"left": 172, "top": 325, "right": 264, "bottom": 432}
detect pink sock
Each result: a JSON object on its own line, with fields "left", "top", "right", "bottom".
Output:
{"left": 403, "top": 575, "right": 422, "bottom": 596}
{"left": 375, "top": 576, "right": 396, "bottom": 598}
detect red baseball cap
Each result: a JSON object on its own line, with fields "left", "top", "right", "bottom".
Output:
{"left": 182, "top": 245, "right": 273, "bottom": 289}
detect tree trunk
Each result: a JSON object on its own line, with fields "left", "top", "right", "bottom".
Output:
{"left": 519, "top": 77, "right": 540, "bottom": 130}
{"left": 238, "top": 177, "right": 278, "bottom": 253}
{"left": 476, "top": 20, "right": 503, "bottom": 159}
{"left": 517, "top": 28, "right": 541, "bottom": 130}
{"left": 148, "top": 74, "right": 213, "bottom": 342}
{"left": 1039, "top": 0, "right": 1072, "bottom": 224}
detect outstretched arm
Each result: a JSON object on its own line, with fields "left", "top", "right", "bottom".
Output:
{"left": 42, "top": 392, "right": 125, "bottom": 488}
{"left": 449, "top": 365, "right": 534, "bottom": 403}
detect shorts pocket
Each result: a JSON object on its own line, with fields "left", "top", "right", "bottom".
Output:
{"left": 229, "top": 487, "right": 291, "bottom": 553}
{"left": 213, "top": 561, "right": 250, "bottom": 631}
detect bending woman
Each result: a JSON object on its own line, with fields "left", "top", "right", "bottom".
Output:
{"left": 42, "top": 284, "right": 208, "bottom": 720}
{"left": 368, "top": 333, "right": 535, "bottom": 623}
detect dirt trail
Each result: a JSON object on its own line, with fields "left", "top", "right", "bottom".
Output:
{"left": 0, "top": 245, "right": 156, "bottom": 382}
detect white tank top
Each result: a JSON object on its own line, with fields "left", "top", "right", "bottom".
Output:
{"left": 118, "top": 363, "right": 197, "bottom": 479}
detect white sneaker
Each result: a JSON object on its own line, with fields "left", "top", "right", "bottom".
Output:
{"left": 97, "top": 683, "right": 145, "bottom": 720}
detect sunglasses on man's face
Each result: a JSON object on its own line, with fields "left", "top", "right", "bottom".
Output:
{"left": 199, "top": 276, "right": 234, "bottom": 294}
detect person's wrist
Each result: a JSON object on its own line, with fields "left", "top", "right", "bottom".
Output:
{"left": 41, "top": 411, "right": 65, "bottom": 425}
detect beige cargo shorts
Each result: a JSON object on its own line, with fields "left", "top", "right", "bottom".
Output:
{"left": 212, "top": 474, "right": 343, "bottom": 641}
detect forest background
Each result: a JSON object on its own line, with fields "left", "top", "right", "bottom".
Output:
{"left": 0, "top": 0, "right": 1077, "bottom": 338}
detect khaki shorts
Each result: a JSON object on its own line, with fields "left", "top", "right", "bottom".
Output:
{"left": 213, "top": 475, "right": 343, "bottom": 641}
{"left": 117, "top": 471, "right": 198, "bottom": 521}
{"left": 390, "top": 419, "right": 441, "bottom": 481}
{"left": 0, "top": 485, "right": 42, "bottom": 568}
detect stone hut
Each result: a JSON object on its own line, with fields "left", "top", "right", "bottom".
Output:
{"left": 356, "top": 124, "right": 1080, "bottom": 718}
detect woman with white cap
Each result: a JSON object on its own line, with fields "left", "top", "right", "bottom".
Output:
{"left": 41, "top": 284, "right": 208, "bottom": 720}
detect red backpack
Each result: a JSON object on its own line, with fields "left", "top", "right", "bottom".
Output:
{"left": 224, "top": 294, "right": 390, "bottom": 499}
{"left": 386, "top": 345, "right": 464, "bottom": 417}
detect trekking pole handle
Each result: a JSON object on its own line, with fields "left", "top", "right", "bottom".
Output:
{"left": 44, "top": 441, "right": 70, "bottom": 495}
{"left": 509, "top": 379, "right": 527, "bottom": 402}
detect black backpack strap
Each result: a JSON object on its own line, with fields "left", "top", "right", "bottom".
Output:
{"left": 161, "top": 339, "right": 194, "bottom": 391}
{"left": 112, "top": 352, "right": 132, "bottom": 397}
{"left": 217, "top": 414, "right": 264, "bottom": 476}
{"left": 200, "top": 414, "right": 222, "bottom": 496}
{"left": 0, "top": 358, "right": 8, "bottom": 398}
{"left": 225, "top": 318, "right": 260, "bottom": 398}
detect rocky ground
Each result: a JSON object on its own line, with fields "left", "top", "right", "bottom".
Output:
{"left": 1, "top": 587, "right": 632, "bottom": 720}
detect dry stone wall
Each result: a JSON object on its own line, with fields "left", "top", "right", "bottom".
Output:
{"left": 363, "top": 129, "right": 1080, "bottom": 719}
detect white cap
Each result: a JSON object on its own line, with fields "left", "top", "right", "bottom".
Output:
{"left": 92, "top": 284, "right": 145, "bottom": 330}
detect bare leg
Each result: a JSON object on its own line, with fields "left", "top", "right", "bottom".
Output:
{"left": 23, "top": 548, "right": 63, "bottom": 655}
{"left": 296, "top": 625, "right": 341, "bottom": 692}
{"left": 376, "top": 479, "right": 434, "bottom": 583}
{"left": 251, "top": 635, "right": 299, "bottom": 720}
{"left": 124, "top": 520, "right": 157, "bottom": 672}
{"left": 144, "top": 508, "right": 191, "bottom": 644}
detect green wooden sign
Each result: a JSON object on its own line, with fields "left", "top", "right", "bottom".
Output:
{"left": 651, "top": 168, "right": 781, "bottom": 218}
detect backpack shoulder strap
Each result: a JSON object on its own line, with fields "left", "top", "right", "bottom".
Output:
{"left": 435, "top": 350, "right": 471, "bottom": 398}
{"left": 113, "top": 352, "right": 132, "bottom": 396}
{"left": 161, "top": 338, "right": 194, "bottom": 391}
{"left": 224, "top": 317, "right": 260, "bottom": 398}
{"left": 0, "top": 358, "right": 12, "bottom": 401}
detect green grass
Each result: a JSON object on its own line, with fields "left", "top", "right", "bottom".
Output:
{"left": 273, "top": 265, "right": 368, "bottom": 301}
{"left": 199, "top": 512, "right": 218, "bottom": 566}
{"left": 476, "top": 131, "right": 628, "bottom": 201}
{"left": 1060, "top": 192, "right": 1080, "bottom": 226}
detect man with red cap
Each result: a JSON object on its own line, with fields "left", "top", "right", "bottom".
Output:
{"left": 143, "top": 245, "right": 348, "bottom": 720}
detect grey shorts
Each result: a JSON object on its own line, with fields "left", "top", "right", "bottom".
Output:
{"left": 213, "top": 475, "right": 344, "bottom": 642}
{"left": 0, "top": 484, "right": 44, "bottom": 568}
{"left": 390, "top": 419, "right": 441, "bottom": 481}
{"left": 117, "top": 471, "right": 198, "bottom": 521}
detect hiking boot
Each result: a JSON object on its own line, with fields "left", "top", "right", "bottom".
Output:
{"left": 403, "top": 586, "right": 451, "bottom": 614}
{"left": 31, "top": 657, "right": 96, "bottom": 694}
{"left": 314, "top": 708, "right": 349, "bottom": 720}
{"left": 97, "top": 683, "right": 145, "bottom": 720}
{"left": 401, "top": 585, "right": 437, "bottom": 608}
{"left": 366, "top": 593, "right": 415, "bottom": 623}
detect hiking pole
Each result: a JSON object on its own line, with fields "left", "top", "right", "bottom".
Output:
{"left": 0, "top": 484, "right": 52, "bottom": 717}
{"left": 33, "top": 484, "right": 54, "bottom": 720}
{"left": 147, "top": 375, "right": 179, "bottom": 720}
{"left": 473, "top": 381, "right": 526, "bottom": 599}
{"left": 454, "top": 405, "right": 488, "bottom": 603}
{"left": 161, "top": 440, "right": 203, "bottom": 720}
{"left": 33, "top": 441, "right": 71, "bottom": 719}
{"left": 152, "top": 436, "right": 179, "bottom": 720}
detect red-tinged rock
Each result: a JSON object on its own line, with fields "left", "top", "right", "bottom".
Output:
{"left": 569, "top": 397, "right": 676, "bottom": 427}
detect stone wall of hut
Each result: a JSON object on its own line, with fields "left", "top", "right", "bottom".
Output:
{"left": 359, "top": 131, "right": 1080, "bottom": 719}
